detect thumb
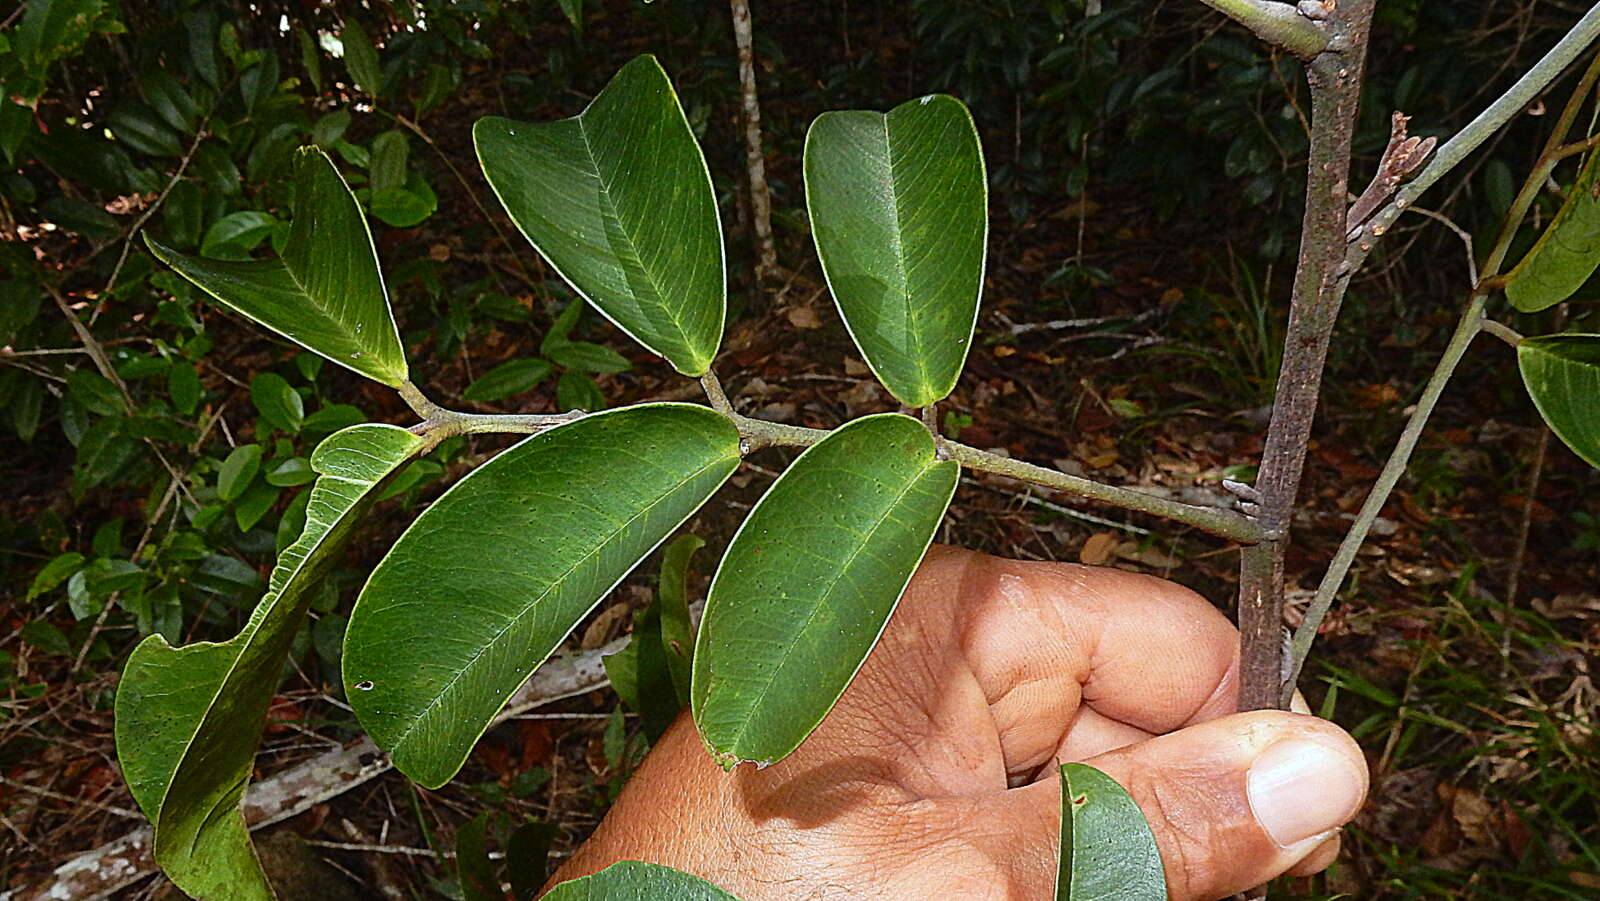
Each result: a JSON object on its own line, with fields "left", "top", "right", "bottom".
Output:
{"left": 1072, "top": 710, "right": 1368, "bottom": 901}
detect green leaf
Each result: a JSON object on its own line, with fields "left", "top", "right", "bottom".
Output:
{"left": 475, "top": 55, "right": 725, "bottom": 376}
{"left": 557, "top": 370, "right": 605, "bottom": 411}
{"left": 310, "top": 110, "right": 350, "bottom": 149}
{"left": 234, "top": 480, "right": 280, "bottom": 532}
{"left": 804, "top": 95, "right": 988, "bottom": 407}
{"left": 344, "top": 404, "right": 740, "bottom": 788}
{"left": 22, "top": 621, "right": 73, "bottom": 656}
{"left": 543, "top": 300, "right": 583, "bottom": 353}
{"left": 1507, "top": 150, "right": 1600, "bottom": 312}
{"left": 145, "top": 147, "right": 409, "bottom": 387}
{"left": 557, "top": 0, "right": 582, "bottom": 32}
{"left": 1056, "top": 762, "right": 1167, "bottom": 901}
{"left": 1518, "top": 334, "right": 1600, "bottom": 468}
{"left": 340, "top": 19, "right": 383, "bottom": 97}
{"left": 199, "top": 210, "right": 278, "bottom": 260}
{"left": 265, "top": 457, "right": 315, "bottom": 487}
{"left": 115, "top": 424, "right": 423, "bottom": 901}
{"left": 547, "top": 341, "right": 632, "bottom": 374}
{"left": 296, "top": 26, "right": 324, "bottom": 93}
{"left": 167, "top": 362, "right": 202, "bottom": 415}
{"left": 603, "top": 592, "right": 678, "bottom": 742}
{"left": 162, "top": 179, "right": 202, "bottom": 249}
{"left": 217, "top": 444, "right": 263, "bottom": 502}
{"left": 658, "top": 533, "right": 703, "bottom": 705}
{"left": 506, "top": 821, "right": 558, "bottom": 901}
{"left": 461, "top": 358, "right": 554, "bottom": 402}
{"left": 16, "top": 0, "right": 103, "bottom": 66}
{"left": 0, "top": 280, "right": 42, "bottom": 346}
{"left": 0, "top": 100, "right": 31, "bottom": 165}
{"left": 369, "top": 129, "right": 409, "bottom": 193}
{"left": 456, "top": 811, "right": 499, "bottom": 901}
{"left": 691, "top": 413, "right": 958, "bottom": 767}
{"left": 369, "top": 183, "right": 436, "bottom": 227}
{"left": 250, "top": 372, "right": 304, "bottom": 433}
{"left": 141, "top": 69, "right": 200, "bottom": 135}
{"left": 544, "top": 861, "right": 743, "bottom": 901}
{"left": 416, "top": 64, "right": 457, "bottom": 116}
{"left": 11, "top": 374, "right": 42, "bottom": 441}
{"left": 67, "top": 368, "right": 123, "bottom": 415}
{"left": 110, "top": 103, "right": 184, "bottom": 157}
{"left": 28, "top": 551, "right": 86, "bottom": 601}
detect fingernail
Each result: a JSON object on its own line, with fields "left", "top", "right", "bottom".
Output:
{"left": 1247, "top": 739, "right": 1364, "bottom": 847}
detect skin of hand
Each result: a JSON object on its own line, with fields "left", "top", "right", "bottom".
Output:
{"left": 549, "top": 546, "right": 1369, "bottom": 900}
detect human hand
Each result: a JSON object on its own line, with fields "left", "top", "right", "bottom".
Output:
{"left": 550, "top": 547, "right": 1368, "bottom": 900}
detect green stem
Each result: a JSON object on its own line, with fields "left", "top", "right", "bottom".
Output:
{"left": 401, "top": 380, "right": 584, "bottom": 440}
{"left": 731, "top": 412, "right": 1262, "bottom": 542}
{"left": 1193, "top": 0, "right": 1329, "bottom": 58}
{"left": 1281, "top": 297, "right": 1486, "bottom": 703}
{"left": 398, "top": 378, "right": 1264, "bottom": 542}
{"left": 1480, "top": 319, "right": 1525, "bottom": 347}
{"left": 699, "top": 371, "right": 735, "bottom": 416}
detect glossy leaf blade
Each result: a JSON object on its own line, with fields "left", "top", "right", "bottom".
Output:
{"left": 544, "top": 861, "right": 743, "bottom": 900}
{"left": 692, "top": 413, "right": 958, "bottom": 767}
{"left": 145, "top": 147, "right": 408, "bottom": 386}
{"left": 1518, "top": 333, "right": 1600, "bottom": 468}
{"left": 1056, "top": 763, "right": 1167, "bottom": 901}
{"left": 474, "top": 55, "right": 725, "bottom": 376}
{"left": 804, "top": 95, "right": 987, "bottom": 407}
{"left": 345, "top": 404, "right": 740, "bottom": 787}
{"left": 115, "top": 424, "right": 424, "bottom": 901}
{"left": 1506, "top": 150, "right": 1600, "bottom": 312}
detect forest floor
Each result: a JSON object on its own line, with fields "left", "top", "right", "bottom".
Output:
{"left": 3, "top": 4, "right": 1598, "bottom": 899}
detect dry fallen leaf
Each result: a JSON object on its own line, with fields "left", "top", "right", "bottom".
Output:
{"left": 1080, "top": 532, "right": 1119, "bottom": 565}
{"left": 580, "top": 602, "right": 633, "bottom": 649}
{"left": 785, "top": 304, "right": 823, "bottom": 329}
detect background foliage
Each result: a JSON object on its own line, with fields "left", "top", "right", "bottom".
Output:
{"left": 2, "top": 1, "right": 1596, "bottom": 898}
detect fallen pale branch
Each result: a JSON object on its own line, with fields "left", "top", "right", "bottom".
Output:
{"left": 2, "top": 637, "right": 624, "bottom": 901}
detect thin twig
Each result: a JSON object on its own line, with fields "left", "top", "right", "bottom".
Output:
{"left": 391, "top": 113, "right": 541, "bottom": 293}
{"left": 99, "top": 117, "right": 212, "bottom": 308}
{"left": 1406, "top": 204, "right": 1478, "bottom": 285}
{"left": 730, "top": 412, "right": 1263, "bottom": 541}
{"left": 1344, "top": 2, "right": 1600, "bottom": 275}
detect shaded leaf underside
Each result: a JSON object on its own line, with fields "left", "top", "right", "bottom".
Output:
{"left": 115, "top": 424, "right": 424, "bottom": 901}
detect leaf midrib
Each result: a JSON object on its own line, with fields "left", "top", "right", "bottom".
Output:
{"left": 878, "top": 114, "right": 931, "bottom": 399}
{"left": 276, "top": 254, "right": 377, "bottom": 362}
{"left": 574, "top": 111, "right": 696, "bottom": 356}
